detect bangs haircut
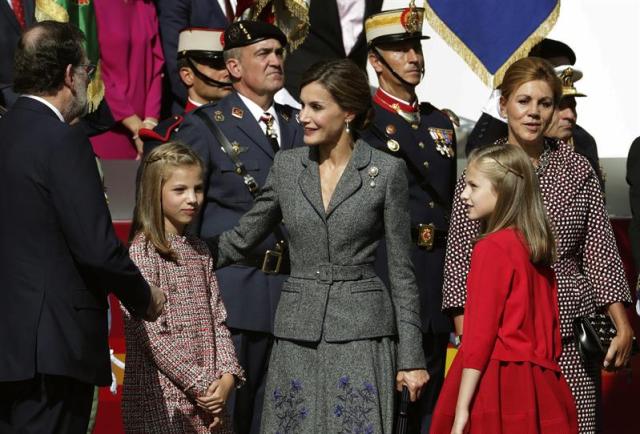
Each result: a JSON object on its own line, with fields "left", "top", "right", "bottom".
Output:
{"left": 469, "top": 144, "right": 556, "bottom": 265}
{"left": 131, "top": 142, "right": 205, "bottom": 261}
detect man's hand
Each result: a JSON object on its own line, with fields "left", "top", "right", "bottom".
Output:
{"left": 396, "top": 369, "right": 429, "bottom": 402}
{"left": 143, "top": 284, "right": 166, "bottom": 322}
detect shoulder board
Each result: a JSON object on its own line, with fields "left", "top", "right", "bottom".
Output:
{"left": 139, "top": 115, "right": 184, "bottom": 142}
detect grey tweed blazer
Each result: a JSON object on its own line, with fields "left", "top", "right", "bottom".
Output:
{"left": 214, "top": 139, "right": 425, "bottom": 370}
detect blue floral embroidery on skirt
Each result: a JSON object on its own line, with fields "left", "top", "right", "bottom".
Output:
{"left": 273, "top": 379, "right": 308, "bottom": 434}
{"left": 334, "top": 375, "right": 376, "bottom": 434}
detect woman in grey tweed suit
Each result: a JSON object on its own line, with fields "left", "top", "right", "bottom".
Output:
{"left": 211, "top": 60, "right": 428, "bottom": 433}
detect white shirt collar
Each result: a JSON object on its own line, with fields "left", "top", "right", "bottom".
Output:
{"left": 23, "top": 95, "right": 65, "bottom": 122}
{"left": 187, "top": 97, "right": 203, "bottom": 108}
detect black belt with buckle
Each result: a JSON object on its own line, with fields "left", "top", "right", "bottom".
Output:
{"left": 236, "top": 246, "right": 291, "bottom": 275}
{"left": 411, "top": 223, "right": 447, "bottom": 250}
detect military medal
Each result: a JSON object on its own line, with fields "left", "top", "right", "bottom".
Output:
{"left": 214, "top": 110, "right": 224, "bottom": 122}
{"left": 386, "top": 139, "right": 400, "bottom": 152}
{"left": 429, "top": 128, "right": 455, "bottom": 158}
{"left": 231, "top": 107, "right": 244, "bottom": 119}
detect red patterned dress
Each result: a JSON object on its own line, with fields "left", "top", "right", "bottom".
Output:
{"left": 442, "top": 139, "right": 631, "bottom": 433}
{"left": 121, "top": 233, "right": 244, "bottom": 433}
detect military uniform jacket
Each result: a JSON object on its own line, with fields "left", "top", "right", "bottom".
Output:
{"left": 360, "top": 100, "right": 456, "bottom": 334}
{"left": 214, "top": 141, "right": 425, "bottom": 370}
{"left": 175, "top": 91, "right": 301, "bottom": 333}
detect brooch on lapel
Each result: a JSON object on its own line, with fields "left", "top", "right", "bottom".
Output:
{"left": 231, "top": 107, "right": 244, "bottom": 119}
{"left": 214, "top": 110, "right": 225, "bottom": 122}
{"left": 368, "top": 166, "right": 379, "bottom": 188}
{"left": 428, "top": 127, "right": 455, "bottom": 158}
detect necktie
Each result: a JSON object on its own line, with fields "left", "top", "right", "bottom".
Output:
{"left": 11, "top": 0, "right": 26, "bottom": 29}
{"left": 260, "top": 113, "right": 280, "bottom": 154}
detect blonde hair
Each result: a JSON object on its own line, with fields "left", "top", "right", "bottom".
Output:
{"left": 468, "top": 144, "right": 556, "bottom": 265}
{"left": 131, "top": 142, "right": 204, "bottom": 261}
{"left": 500, "top": 57, "right": 563, "bottom": 106}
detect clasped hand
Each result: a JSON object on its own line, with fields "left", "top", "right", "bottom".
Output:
{"left": 196, "top": 374, "right": 235, "bottom": 429}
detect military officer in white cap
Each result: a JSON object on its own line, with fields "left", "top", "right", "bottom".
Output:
{"left": 360, "top": 2, "right": 456, "bottom": 432}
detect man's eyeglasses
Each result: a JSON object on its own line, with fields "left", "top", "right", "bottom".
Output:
{"left": 80, "top": 64, "right": 97, "bottom": 80}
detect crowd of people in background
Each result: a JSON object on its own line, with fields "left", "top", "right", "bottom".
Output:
{"left": 0, "top": 1, "right": 638, "bottom": 434}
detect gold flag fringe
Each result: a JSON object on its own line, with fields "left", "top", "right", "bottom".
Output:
{"left": 87, "top": 62, "right": 105, "bottom": 113}
{"left": 250, "top": 0, "right": 310, "bottom": 52}
{"left": 424, "top": 1, "right": 560, "bottom": 88}
{"left": 35, "top": 0, "right": 68, "bottom": 22}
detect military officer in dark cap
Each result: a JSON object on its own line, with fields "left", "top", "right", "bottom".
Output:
{"left": 175, "top": 20, "right": 302, "bottom": 434}
{"left": 139, "top": 27, "right": 232, "bottom": 153}
{"left": 360, "top": 2, "right": 455, "bottom": 432}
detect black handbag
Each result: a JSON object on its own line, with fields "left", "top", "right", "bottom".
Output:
{"left": 572, "top": 313, "right": 639, "bottom": 363}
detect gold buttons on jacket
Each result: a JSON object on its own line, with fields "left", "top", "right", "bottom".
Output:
{"left": 418, "top": 141, "right": 425, "bottom": 149}
{"left": 423, "top": 161, "right": 430, "bottom": 169}
{"left": 428, "top": 201, "right": 435, "bottom": 208}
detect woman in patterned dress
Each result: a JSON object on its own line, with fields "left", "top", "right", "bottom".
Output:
{"left": 442, "top": 57, "right": 634, "bottom": 433}
{"left": 122, "top": 143, "right": 244, "bottom": 433}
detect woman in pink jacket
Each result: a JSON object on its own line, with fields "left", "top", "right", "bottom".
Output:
{"left": 91, "top": 0, "right": 164, "bottom": 159}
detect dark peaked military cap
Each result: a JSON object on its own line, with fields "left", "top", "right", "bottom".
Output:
{"left": 223, "top": 20, "right": 288, "bottom": 50}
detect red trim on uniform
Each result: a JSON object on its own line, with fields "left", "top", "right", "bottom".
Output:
{"left": 373, "top": 88, "right": 418, "bottom": 114}
{"left": 184, "top": 100, "right": 199, "bottom": 113}
{"left": 138, "top": 115, "right": 184, "bottom": 142}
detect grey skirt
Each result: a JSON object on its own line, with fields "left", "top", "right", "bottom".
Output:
{"left": 260, "top": 336, "right": 397, "bottom": 433}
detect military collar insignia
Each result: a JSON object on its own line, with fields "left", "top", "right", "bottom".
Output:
{"left": 231, "top": 107, "right": 244, "bottom": 119}
{"left": 428, "top": 127, "right": 455, "bottom": 158}
{"left": 214, "top": 110, "right": 224, "bottom": 122}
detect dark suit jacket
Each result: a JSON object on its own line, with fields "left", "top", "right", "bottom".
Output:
{"left": 627, "top": 136, "right": 640, "bottom": 271}
{"left": 0, "top": 0, "right": 34, "bottom": 106}
{"left": 360, "top": 102, "right": 456, "bottom": 334}
{"left": 216, "top": 142, "right": 426, "bottom": 369}
{"left": 283, "top": 0, "right": 383, "bottom": 99}
{"left": 0, "top": 97, "right": 151, "bottom": 386}
{"left": 155, "top": 0, "right": 229, "bottom": 115}
{"left": 175, "top": 91, "right": 302, "bottom": 333}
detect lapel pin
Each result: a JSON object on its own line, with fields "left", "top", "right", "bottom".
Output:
{"left": 232, "top": 107, "right": 244, "bottom": 119}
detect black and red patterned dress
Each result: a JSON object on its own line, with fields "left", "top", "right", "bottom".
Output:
{"left": 442, "top": 139, "right": 631, "bottom": 433}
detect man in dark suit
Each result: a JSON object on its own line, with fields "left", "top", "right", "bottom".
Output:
{"left": 283, "top": 0, "right": 383, "bottom": 100}
{"left": 0, "top": 0, "right": 34, "bottom": 107}
{"left": 360, "top": 4, "right": 455, "bottom": 433}
{"left": 0, "top": 21, "right": 165, "bottom": 433}
{"left": 155, "top": 0, "right": 229, "bottom": 115}
{"left": 175, "top": 20, "right": 302, "bottom": 434}
{"left": 627, "top": 136, "right": 640, "bottom": 271}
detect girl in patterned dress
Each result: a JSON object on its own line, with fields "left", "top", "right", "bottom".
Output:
{"left": 442, "top": 57, "right": 633, "bottom": 433}
{"left": 431, "top": 144, "right": 577, "bottom": 434}
{"left": 121, "top": 142, "right": 244, "bottom": 433}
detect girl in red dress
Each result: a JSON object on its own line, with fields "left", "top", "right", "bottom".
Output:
{"left": 431, "top": 144, "right": 577, "bottom": 434}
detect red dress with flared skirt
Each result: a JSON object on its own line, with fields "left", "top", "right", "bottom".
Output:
{"left": 431, "top": 228, "right": 577, "bottom": 434}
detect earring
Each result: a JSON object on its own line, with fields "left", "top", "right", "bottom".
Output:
{"left": 345, "top": 119, "right": 351, "bottom": 134}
